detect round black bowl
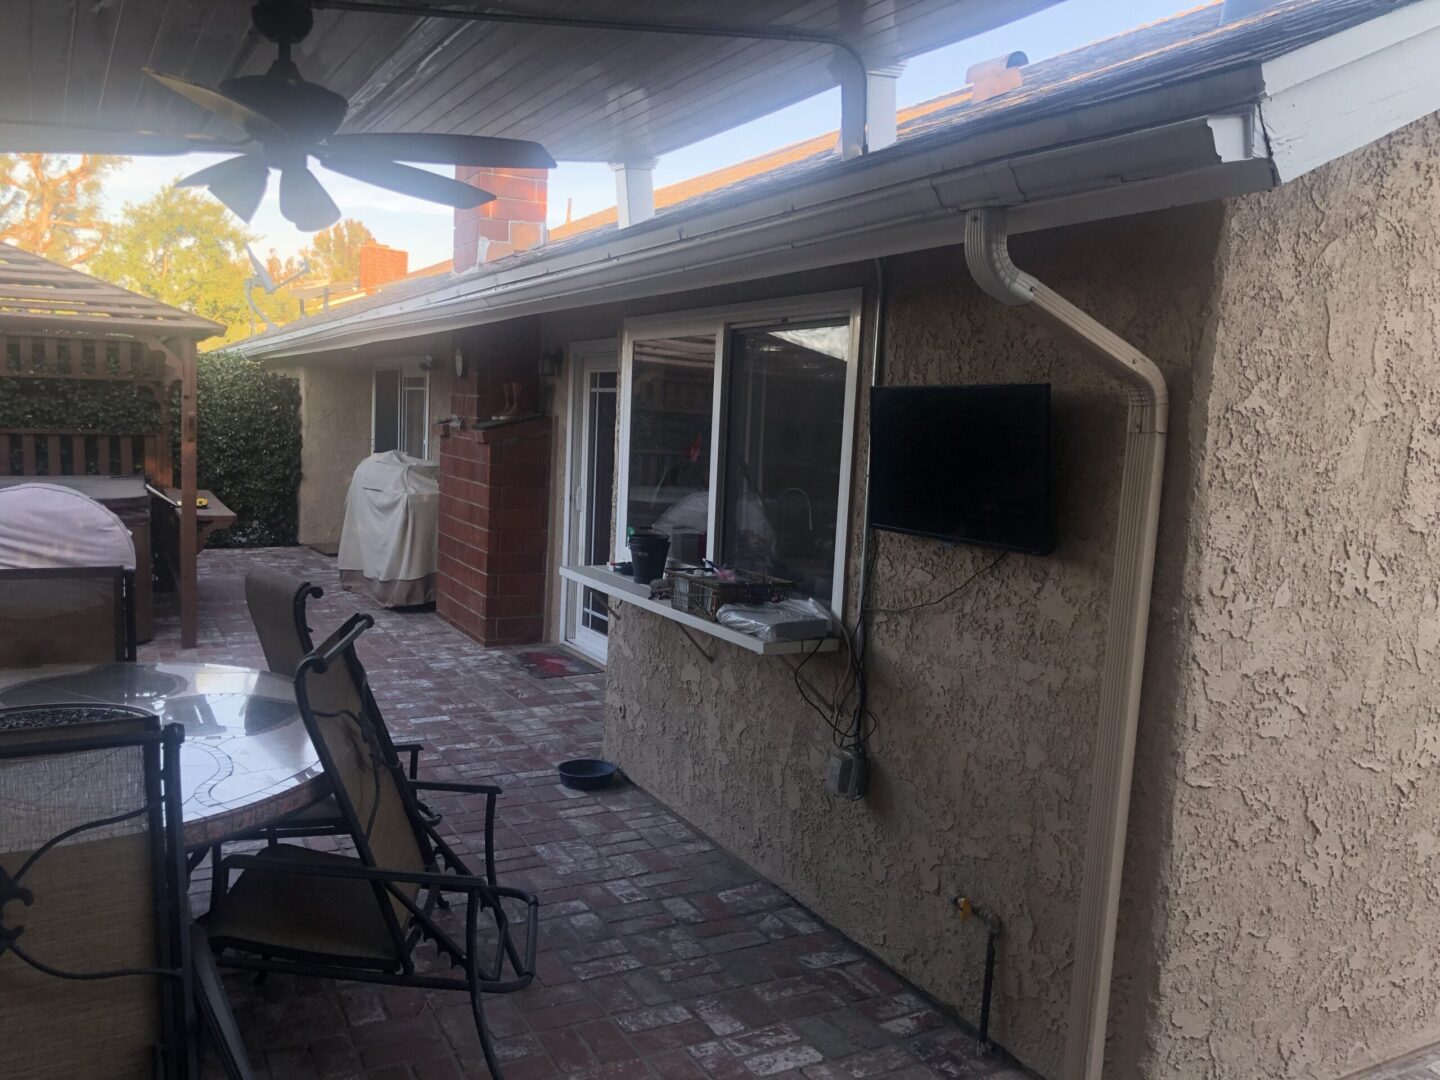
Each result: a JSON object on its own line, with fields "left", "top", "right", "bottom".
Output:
{"left": 558, "top": 758, "right": 618, "bottom": 791}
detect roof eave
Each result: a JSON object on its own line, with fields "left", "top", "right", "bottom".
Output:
{"left": 238, "top": 0, "right": 1440, "bottom": 362}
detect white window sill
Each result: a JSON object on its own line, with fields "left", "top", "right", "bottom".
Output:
{"left": 559, "top": 565, "right": 840, "bottom": 657}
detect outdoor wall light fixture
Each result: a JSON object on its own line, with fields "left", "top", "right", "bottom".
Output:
{"left": 454, "top": 348, "right": 466, "bottom": 377}
{"left": 539, "top": 348, "right": 563, "bottom": 377}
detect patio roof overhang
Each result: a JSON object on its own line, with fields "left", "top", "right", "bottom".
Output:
{"left": 233, "top": 0, "right": 1440, "bottom": 363}
{"left": 1, "top": 0, "right": 1056, "bottom": 164}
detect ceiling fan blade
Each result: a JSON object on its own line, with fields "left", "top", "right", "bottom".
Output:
{"left": 0, "top": 120, "right": 240, "bottom": 156}
{"left": 177, "top": 155, "right": 270, "bottom": 222}
{"left": 323, "top": 132, "right": 556, "bottom": 169}
{"left": 145, "top": 69, "right": 289, "bottom": 141}
{"left": 279, "top": 166, "right": 342, "bottom": 231}
{"left": 318, "top": 154, "right": 497, "bottom": 210}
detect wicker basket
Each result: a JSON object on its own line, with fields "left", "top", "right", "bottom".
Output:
{"left": 665, "top": 568, "right": 793, "bottom": 621}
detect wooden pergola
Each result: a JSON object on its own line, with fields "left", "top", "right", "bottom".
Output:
{"left": 0, "top": 244, "right": 223, "bottom": 647}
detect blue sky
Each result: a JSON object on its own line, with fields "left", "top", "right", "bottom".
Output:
{"left": 103, "top": 0, "right": 1193, "bottom": 268}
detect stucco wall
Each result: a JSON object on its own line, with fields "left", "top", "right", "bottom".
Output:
{"left": 283, "top": 363, "right": 373, "bottom": 549}
{"left": 601, "top": 206, "right": 1226, "bottom": 1078}
{"left": 1141, "top": 113, "right": 1440, "bottom": 1078}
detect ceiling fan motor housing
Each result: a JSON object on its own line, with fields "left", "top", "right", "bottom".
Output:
{"left": 252, "top": 0, "right": 315, "bottom": 46}
{"left": 220, "top": 74, "right": 348, "bottom": 139}
{"left": 225, "top": 0, "right": 346, "bottom": 140}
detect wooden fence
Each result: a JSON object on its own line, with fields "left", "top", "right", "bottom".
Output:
{"left": 1, "top": 431, "right": 162, "bottom": 479}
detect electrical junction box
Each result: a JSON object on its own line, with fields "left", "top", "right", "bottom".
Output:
{"left": 826, "top": 748, "right": 868, "bottom": 801}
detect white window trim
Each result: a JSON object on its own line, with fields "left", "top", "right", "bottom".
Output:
{"left": 370, "top": 360, "right": 432, "bottom": 459}
{"left": 615, "top": 289, "right": 863, "bottom": 618}
{"left": 560, "top": 338, "right": 619, "bottom": 663}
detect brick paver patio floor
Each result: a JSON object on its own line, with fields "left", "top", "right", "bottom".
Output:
{"left": 145, "top": 547, "right": 1028, "bottom": 1080}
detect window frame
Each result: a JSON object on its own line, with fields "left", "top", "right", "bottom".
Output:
{"left": 615, "top": 290, "right": 863, "bottom": 616}
{"left": 370, "top": 362, "right": 431, "bottom": 460}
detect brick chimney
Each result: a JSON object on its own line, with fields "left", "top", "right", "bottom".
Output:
{"left": 358, "top": 242, "right": 408, "bottom": 293}
{"left": 453, "top": 167, "right": 548, "bottom": 272}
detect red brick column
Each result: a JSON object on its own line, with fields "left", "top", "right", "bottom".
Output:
{"left": 436, "top": 416, "right": 550, "bottom": 646}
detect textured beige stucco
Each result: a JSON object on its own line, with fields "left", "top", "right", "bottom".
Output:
{"left": 284, "top": 363, "right": 374, "bottom": 548}
{"left": 602, "top": 206, "right": 1226, "bottom": 1078}
{"left": 1138, "top": 113, "right": 1440, "bottom": 1078}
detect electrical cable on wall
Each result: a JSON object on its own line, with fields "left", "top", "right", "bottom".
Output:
{"left": 789, "top": 255, "right": 1010, "bottom": 794}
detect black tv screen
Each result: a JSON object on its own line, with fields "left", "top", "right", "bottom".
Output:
{"left": 868, "top": 384, "right": 1053, "bottom": 555}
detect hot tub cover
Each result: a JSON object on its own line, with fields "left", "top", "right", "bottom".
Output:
{"left": 338, "top": 451, "right": 438, "bottom": 607}
{"left": 0, "top": 482, "right": 136, "bottom": 570}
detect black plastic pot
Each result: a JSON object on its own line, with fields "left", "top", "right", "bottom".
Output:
{"left": 627, "top": 529, "right": 671, "bottom": 586}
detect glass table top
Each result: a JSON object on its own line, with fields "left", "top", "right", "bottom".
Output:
{"left": 0, "top": 661, "right": 325, "bottom": 845}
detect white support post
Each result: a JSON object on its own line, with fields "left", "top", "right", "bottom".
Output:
{"left": 837, "top": 61, "right": 904, "bottom": 159}
{"left": 610, "top": 159, "right": 658, "bottom": 228}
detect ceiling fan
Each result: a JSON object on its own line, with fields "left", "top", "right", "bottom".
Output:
{"left": 0, "top": 0, "right": 556, "bottom": 231}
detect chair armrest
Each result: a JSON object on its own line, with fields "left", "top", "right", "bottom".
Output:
{"left": 404, "top": 781, "right": 504, "bottom": 887}
{"left": 409, "top": 780, "right": 503, "bottom": 797}
{"left": 393, "top": 741, "right": 424, "bottom": 779}
{"left": 220, "top": 852, "right": 527, "bottom": 901}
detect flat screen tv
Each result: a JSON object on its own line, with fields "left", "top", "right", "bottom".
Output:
{"left": 868, "top": 384, "right": 1053, "bottom": 555}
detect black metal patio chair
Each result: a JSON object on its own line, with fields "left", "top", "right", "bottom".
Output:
{"left": 236, "top": 566, "right": 430, "bottom": 845}
{"left": 0, "top": 565, "right": 137, "bottom": 667}
{"left": 203, "top": 614, "right": 536, "bottom": 1078}
{"left": 0, "top": 704, "right": 191, "bottom": 1079}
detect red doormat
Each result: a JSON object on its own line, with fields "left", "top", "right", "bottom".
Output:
{"left": 509, "top": 648, "right": 602, "bottom": 679}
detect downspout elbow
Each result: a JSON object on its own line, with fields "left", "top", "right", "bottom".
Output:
{"left": 964, "top": 210, "right": 1168, "bottom": 431}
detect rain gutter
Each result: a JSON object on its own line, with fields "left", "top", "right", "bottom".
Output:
{"left": 963, "top": 206, "right": 1167, "bottom": 1080}
{"left": 238, "top": 100, "right": 1273, "bottom": 360}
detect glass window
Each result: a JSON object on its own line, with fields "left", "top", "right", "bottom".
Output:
{"left": 614, "top": 295, "right": 859, "bottom": 614}
{"left": 625, "top": 334, "right": 715, "bottom": 566}
{"left": 721, "top": 322, "right": 849, "bottom": 599}
{"left": 373, "top": 369, "right": 399, "bottom": 453}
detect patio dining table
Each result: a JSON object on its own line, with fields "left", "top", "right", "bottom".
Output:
{"left": 0, "top": 660, "right": 326, "bottom": 847}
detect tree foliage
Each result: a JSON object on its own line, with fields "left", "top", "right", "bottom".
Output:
{"left": 90, "top": 183, "right": 298, "bottom": 347}
{"left": 0, "top": 154, "right": 125, "bottom": 264}
{"left": 303, "top": 218, "right": 375, "bottom": 282}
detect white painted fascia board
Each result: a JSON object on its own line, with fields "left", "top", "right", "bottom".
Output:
{"left": 1259, "top": 0, "right": 1440, "bottom": 182}
{"left": 244, "top": 109, "right": 1272, "bottom": 361}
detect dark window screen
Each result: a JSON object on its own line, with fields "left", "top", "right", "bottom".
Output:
{"left": 867, "top": 384, "right": 1052, "bottom": 555}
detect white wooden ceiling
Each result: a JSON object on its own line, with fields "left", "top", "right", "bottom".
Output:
{"left": 0, "top": 0, "right": 1057, "bottom": 162}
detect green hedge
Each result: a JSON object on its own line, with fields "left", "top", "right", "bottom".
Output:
{"left": 174, "top": 352, "right": 301, "bottom": 548}
{"left": 0, "top": 354, "right": 300, "bottom": 548}
{"left": 0, "top": 377, "right": 162, "bottom": 433}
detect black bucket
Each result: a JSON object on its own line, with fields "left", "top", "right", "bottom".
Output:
{"left": 627, "top": 530, "right": 671, "bottom": 586}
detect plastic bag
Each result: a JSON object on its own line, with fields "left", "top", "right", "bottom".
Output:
{"left": 715, "top": 596, "right": 833, "bottom": 642}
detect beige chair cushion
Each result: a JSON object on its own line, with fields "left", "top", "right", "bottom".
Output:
{"left": 208, "top": 845, "right": 400, "bottom": 967}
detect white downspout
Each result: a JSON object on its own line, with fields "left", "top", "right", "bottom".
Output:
{"left": 963, "top": 208, "right": 1168, "bottom": 1080}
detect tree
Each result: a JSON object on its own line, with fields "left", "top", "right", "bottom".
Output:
{"left": 0, "top": 153, "right": 125, "bottom": 265}
{"left": 303, "top": 218, "right": 375, "bottom": 282}
{"left": 91, "top": 184, "right": 297, "bottom": 346}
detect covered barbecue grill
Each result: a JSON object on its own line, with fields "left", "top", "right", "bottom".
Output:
{"left": 338, "top": 451, "right": 439, "bottom": 607}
